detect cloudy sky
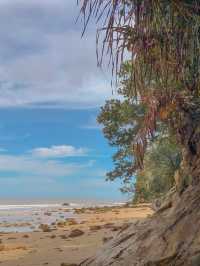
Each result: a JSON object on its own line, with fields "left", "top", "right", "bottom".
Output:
{"left": 0, "top": 0, "right": 125, "bottom": 201}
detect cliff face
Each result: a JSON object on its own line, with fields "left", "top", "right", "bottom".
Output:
{"left": 80, "top": 185, "right": 200, "bottom": 266}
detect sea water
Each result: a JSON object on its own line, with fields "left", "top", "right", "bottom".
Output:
{"left": 0, "top": 200, "right": 124, "bottom": 233}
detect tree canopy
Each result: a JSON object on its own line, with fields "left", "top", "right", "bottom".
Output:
{"left": 80, "top": 1, "right": 200, "bottom": 189}
{"left": 98, "top": 61, "right": 181, "bottom": 201}
{"left": 78, "top": 3, "right": 200, "bottom": 265}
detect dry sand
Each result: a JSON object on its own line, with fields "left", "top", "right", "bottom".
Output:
{"left": 0, "top": 204, "right": 153, "bottom": 266}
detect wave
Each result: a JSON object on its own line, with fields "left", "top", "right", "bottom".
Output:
{"left": 0, "top": 203, "right": 62, "bottom": 211}
{"left": 0, "top": 201, "right": 125, "bottom": 211}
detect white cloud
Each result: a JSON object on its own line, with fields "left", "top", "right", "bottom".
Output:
{"left": 31, "top": 145, "right": 88, "bottom": 158}
{"left": 0, "top": 153, "right": 94, "bottom": 179}
{"left": 0, "top": 0, "right": 113, "bottom": 109}
{"left": 0, "top": 154, "right": 76, "bottom": 177}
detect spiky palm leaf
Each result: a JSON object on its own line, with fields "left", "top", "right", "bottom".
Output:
{"left": 79, "top": 0, "right": 200, "bottom": 169}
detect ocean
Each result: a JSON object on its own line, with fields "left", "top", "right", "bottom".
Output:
{"left": 0, "top": 199, "right": 125, "bottom": 233}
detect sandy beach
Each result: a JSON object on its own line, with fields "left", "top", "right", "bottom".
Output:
{"left": 0, "top": 204, "right": 153, "bottom": 266}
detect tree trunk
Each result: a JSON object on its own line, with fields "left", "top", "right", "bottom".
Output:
{"left": 175, "top": 103, "right": 200, "bottom": 191}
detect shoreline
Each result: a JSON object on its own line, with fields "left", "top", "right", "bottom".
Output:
{"left": 0, "top": 204, "right": 153, "bottom": 266}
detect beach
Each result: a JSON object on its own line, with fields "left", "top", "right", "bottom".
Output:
{"left": 0, "top": 203, "right": 153, "bottom": 266}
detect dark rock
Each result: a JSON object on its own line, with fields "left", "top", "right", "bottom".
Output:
{"left": 68, "top": 229, "right": 84, "bottom": 238}
{"left": 62, "top": 203, "right": 70, "bottom": 206}
{"left": 39, "top": 224, "right": 52, "bottom": 232}
{"left": 60, "top": 263, "right": 78, "bottom": 266}
{"left": 89, "top": 225, "right": 102, "bottom": 231}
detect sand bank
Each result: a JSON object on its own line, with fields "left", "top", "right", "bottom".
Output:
{"left": 0, "top": 204, "right": 153, "bottom": 266}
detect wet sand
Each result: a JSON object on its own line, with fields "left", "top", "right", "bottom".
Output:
{"left": 0, "top": 204, "right": 153, "bottom": 266}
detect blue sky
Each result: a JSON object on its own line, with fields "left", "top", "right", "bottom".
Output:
{"left": 0, "top": 0, "right": 126, "bottom": 201}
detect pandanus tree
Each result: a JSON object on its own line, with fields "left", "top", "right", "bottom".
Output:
{"left": 79, "top": 1, "right": 200, "bottom": 192}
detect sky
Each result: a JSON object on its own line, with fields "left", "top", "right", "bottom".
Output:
{"left": 0, "top": 0, "right": 126, "bottom": 202}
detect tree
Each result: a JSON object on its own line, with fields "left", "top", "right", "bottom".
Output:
{"left": 134, "top": 136, "right": 181, "bottom": 202}
{"left": 80, "top": 1, "right": 200, "bottom": 192}
{"left": 97, "top": 62, "right": 146, "bottom": 192}
{"left": 78, "top": 2, "right": 200, "bottom": 265}
{"left": 144, "top": 136, "right": 181, "bottom": 195}
{"left": 98, "top": 62, "right": 181, "bottom": 200}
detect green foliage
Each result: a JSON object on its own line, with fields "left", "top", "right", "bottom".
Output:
{"left": 97, "top": 63, "right": 146, "bottom": 190}
{"left": 98, "top": 62, "right": 181, "bottom": 200}
{"left": 80, "top": 1, "right": 200, "bottom": 197}
{"left": 145, "top": 137, "right": 181, "bottom": 193}
{"left": 134, "top": 136, "right": 181, "bottom": 203}
{"left": 80, "top": 1, "right": 200, "bottom": 175}
{"left": 97, "top": 98, "right": 142, "bottom": 189}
